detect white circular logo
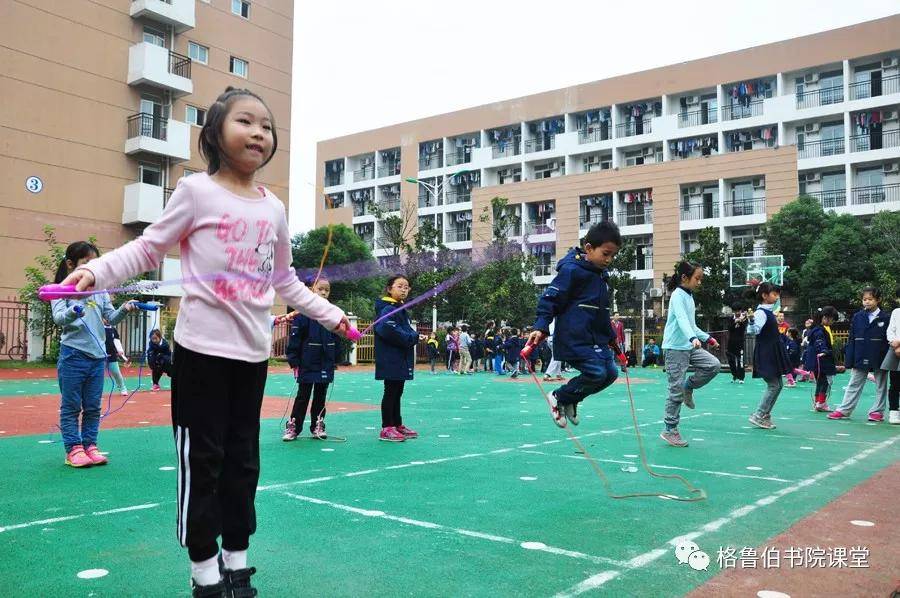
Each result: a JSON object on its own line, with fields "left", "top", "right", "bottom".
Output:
{"left": 25, "top": 176, "right": 43, "bottom": 193}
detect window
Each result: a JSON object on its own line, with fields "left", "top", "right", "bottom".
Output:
{"left": 185, "top": 106, "right": 206, "bottom": 126}
{"left": 139, "top": 163, "right": 162, "bottom": 186}
{"left": 187, "top": 42, "right": 208, "bottom": 64}
{"left": 230, "top": 56, "right": 248, "bottom": 78}
{"left": 730, "top": 227, "right": 765, "bottom": 257}
{"left": 681, "top": 231, "right": 700, "bottom": 255}
{"left": 231, "top": 0, "right": 250, "bottom": 18}
{"left": 143, "top": 26, "right": 166, "bottom": 47}
{"left": 857, "top": 167, "right": 884, "bottom": 189}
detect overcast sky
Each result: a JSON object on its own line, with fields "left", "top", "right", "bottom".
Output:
{"left": 288, "top": 1, "right": 900, "bottom": 233}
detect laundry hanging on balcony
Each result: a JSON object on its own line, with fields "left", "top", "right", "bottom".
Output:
{"left": 536, "top": 201, "right": 555, "bottom": 214}
{"left": 728, "top": 80, "right": 772, "bottom": 107}
{"left": 491, "top": 129, "right": 520, "bottom": 152}
{"left": 529, "top": 119, "right": 564, "bottom": 134}
{"left": 727, "top": 127, "right": 777, "bottom": 151}
{"left": 350, "top": 189, "right": 372, "bottom": 203}
{"left": 670, "top": 136, "right": 718, "bottom": 158}
{"left": 530, "top": 243, "right": 555, "bottom": 256}
{"left": 419, "top": 142, "right": 442, "bottom": 158}
{"left": 853, "top": 110, "right": 882, "bottom": 133}
{"left": 583, "top": 195, "right": 612, "bottom": 209}
{"left": 622, "top": 190, "right": 652, "bottom": 204}
{"left": 328, "top": 161, "right": 344, "bottom": 173}
{"left": 449, "top": 171, "right": 480, "bottom": 187}
{"left": 454, "top": 212, "right": 472, "bottom": 223}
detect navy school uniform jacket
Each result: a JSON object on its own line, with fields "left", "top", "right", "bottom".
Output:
{"left": 533, "top": 247, "right": 614, "bottom": 362}
{"left": 844, "top": 309, "right": 890, "bottom": 372}
{"left": 147, "top": 338, "right": 171, "bottom": 369}
{"left": 374, "top": 297, "right": 418, "bottom": 381}
{"left": 752, "top": 310, "right": 792, "bottom": 379}
{"left": 286, "top": 315, "right": 336, "bottom": 384}
{"left": 783, "top": 336, "right": 802, "bottom": 368}
{"left": 803, "top": 326, "right": 836, "bottom": 376}
{"left": 503, "top": 336, "right": 521, "bottom": 364}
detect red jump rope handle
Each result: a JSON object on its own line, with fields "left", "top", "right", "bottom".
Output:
{"left": 346, "top": 327, "right": 362, "bottom": 342}
{"left": 38, "top": 284, "right": 77, "bottom": 301}
{"left": 520, "top": 343, "right": 535, "bottom": 360}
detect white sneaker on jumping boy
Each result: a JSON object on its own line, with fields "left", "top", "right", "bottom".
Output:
{"left": 561, "top": 402, "right": 580, "bottom": 426}
{"left": 548, "top": 392, "right": 568, "bottom": 428}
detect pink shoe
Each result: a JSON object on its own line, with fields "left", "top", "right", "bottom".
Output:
{"left": 867, "top": 412, "right": 884, "bottom": 422}
{"left": 396, "top": 424, "right": 418, "bottom": 439}
{"left": 827, "top": 410, "right": 849, "bottom": 420}
{"left": 84, "top": 445, "right": 108, "bottom": 465}
{"left": 65, "top": 445, "right": 93, "bottom": 468}
{"left": 379, "top": 426, "right": 406, "bottom": 442}
{"left": 151, "top": 384, "right": 161, "bottom": 391}
{"left": 813, "top": 401, "right": 831, "bottom": 412}
{"left": 867, "top": 373, "right": 876, "bottom": 383}
{"left": 282, "top": 418, "right": 298, "bottom": 441}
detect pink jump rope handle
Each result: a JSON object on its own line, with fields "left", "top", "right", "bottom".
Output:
{"left": 38, "top": 284, "right": 77, "bottom": 301}
{"left": 520, "top": 343, "right": 534, "bottom": 360}
{"left": 346, "top": 327, "right": 362, "bottom": 342}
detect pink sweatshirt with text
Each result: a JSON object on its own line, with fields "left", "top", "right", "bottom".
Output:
{"left": 82, "top": 173, "right": 344, "bottom": 362}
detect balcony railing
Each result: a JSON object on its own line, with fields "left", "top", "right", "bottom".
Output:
{"left": 616, "top": 209, "right": 653, "bottom": 226}
{"left": 163, "top": 186, "right": 175, "bottom": 207}
{"left": 849, "top": 74, "right": 900, "bottom": 100}
{"left": 632, "top": 254, "right": 653, "bottom": 271}
{"left": 446, "top": 189, "right": 471, "bottom": 205}
{"left": 325, "top": 173, "right": 344, "bottom": 187}
{"left": 446, "top": 148, "right": 474, "bottom": 166}
{"left": 722, "top": 100, "right": 763, "bottom": 121}
{"left": 419, "top": 154, "right": 443, "bottom": 170}
{"left": 378, "top": 198, "right": 400, "bottom": 212}
{"left": 677, "top": 109, "right": 718, "bottom": 128}
{"left": 534, "top": 263, "right": 552, "bottom": 277}
{"left": 578, "top": 125, "right": 611, "bottom": 144}
{"left": 849, "top": 129, "right": 900, "bottom": 153}
{"left": 445, "top": 228, "right": 471, "bottom": 242}
{"left": 353, "top": 167, "right": 375, "bottom": 182}
{"left": 127, "top": 112, "right": 167, "bottom": 140}
{"left": 377, "top": 164, "right": 400, "bottom": 178}
{"left": 616, "top": 119, "right": 652, "bottom": 138}
{"left": 798, "top": 138, "right": 845, "bottom": 159}
{"left": 806, "top": 189, "right": 847, "bottom": 209}
{"left": 680, "top": 203, "right": 720, "bottom": 221}
{"left": 579, "top": 212, "right": 613, "bottom": 228}
{"left": 168, "top": 50, "right": 191, "bottom": 78}
{"left": 796, "top": 85, "right": 843, "bottom": 109}
{"left": 723, "top": 198, "right": 766, "bottom": 217}
{"left": 524, "top": 136, "right": 556, "bottom": 153}
{"left": 491, "top": 140, "right": 521, "bottom": 158}
{"left": 524, "top": 222, "right": 554, "bottom": 235}
{"left": 851, "top": 182, "right": 900, "bottom": 205}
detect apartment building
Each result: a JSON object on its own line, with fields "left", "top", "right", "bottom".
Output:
{"left": 315, "top": 15, "right": 900, "bottom": 291}
{"left": 1, "top": 0, "right": 293, "bottom": 298}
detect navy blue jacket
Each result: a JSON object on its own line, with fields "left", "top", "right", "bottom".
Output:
{"left": 374, "top": 297, "right": 418, "bottom": 381}
{"left": 752, "top": 310, "right": 792, "bottom": 379}
{"left": 803, "top": 326, "right": 836, "bottom": 376}
{"left": 844, "top": 309, "right": 890, "bottom": 372}
{"left": 533, "top": 247, "right": 614, "bottom": 361}
{"left": 147, "top": 338, "right": 171, "bottom": 369}
{"left": 503, "top": 336, "right": 523, "bottom": 363}
{"left": 470, "top": 338, "right": 484, "bottom": 360}
{"left": 286, "top": 315, "right": 336, "bottom": 383}
{"left": 783, "top": 336, "right": 801, "bottom": 368}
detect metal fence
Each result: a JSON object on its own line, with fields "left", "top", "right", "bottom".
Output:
{"left": 0, "top": 299, "right": 28, "bottom": 360}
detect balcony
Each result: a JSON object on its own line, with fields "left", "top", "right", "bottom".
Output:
{"left": 851, "top": 182, "right": 900, "bottom": 205}
{"left": 722, "top": 100, "right": 763, "bottom": 121}
{"left": 796, "top": 86, "right": 844, "bottom": 109}
{"left": 446, "top": 189, "right": 471, "bottom": 205}
{"left": 524, "top": 222, "right": 554, "bottom": 236}
{"left": 798, "top": 138, "right": 845, "bottom": 159}
{"left": 353, "top": 166, "right": 375, "bottom": 182}
{"left": 127, "top": 43, "right": 192, "bottom": 96}
{"left": 806, "top": 189, "right": 847, "bottom": 209}
{"left": 680, "top": 202, "right": 720, "bottom": 221}
{"left": 723, "top": 198, "right": 766, "bottom": 217}
{"left": 378, "top": 197, "right": 401, "bottom": 212}
{"left": 849, "top": 129, "right": 900, "bottom": 153}
{"left": 579, "top": 212, "right": 612, "bottom": 228}
{"left": 534, "top": 263, "right": 552, "bottom": 277}
{"left": 849, "top": 74, "right": 900, "bottom": 100}
{"left": 324, "top": 173, "right": 344, "bottom": 187}
{"left": 419, "top": 154, "right": 443, "bottom": 171}
{"left": 578, "top": 126, "right": 612, "bottom": 144}
{"left": 616, "top": 119, "right": 652, "bottom": 138}
{"left": 616, "top": 209, "right": 653, "bottom": 226}
{"left": 678, "top": 108, "right": 718, "bottom": 128}
{"left": 525, "top": 136, "right": 556, "bottom": 153}
{"left": 124, "top": 113, "right": 190, "bottom": 161}
{"left": 130, "top": 0, "right": 195, "bottom": 32}
{"left": 491, "top": 140, "right": 521, "bottom": 159}
{"left": 122, "top": 183, "right": 171, "bottom": 225}
{"left": 445, "top": 228, "right": 471, "bottom": 243}
{"left": 377, "top": 164, "right": 400, "bottom": 178}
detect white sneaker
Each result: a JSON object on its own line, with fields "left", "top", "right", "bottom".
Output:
{"left": 889, "top": 410, "right": 900, "bottom": 425}
{"left": 120, "top": 389, "right": 129, "bottom": 396}
{"left": 548, "top": 392, "right": 567, "bottom": 428}
{"left": 562, "top": 402, "right": 580, "bottom": 426}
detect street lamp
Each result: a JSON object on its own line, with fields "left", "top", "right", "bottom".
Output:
{"left": 403, "top": 169, "right": 470, "bottom": 331}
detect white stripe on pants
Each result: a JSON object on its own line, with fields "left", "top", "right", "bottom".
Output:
{"left": 176, "top": 426, "right": 191, "bottom": 546}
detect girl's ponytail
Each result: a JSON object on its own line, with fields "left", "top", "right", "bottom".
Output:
{"left": 54, "top": 241, "right": 100, "bottom": 284}
{"left": 667, "top": 261, "right": 701, "bottom": 292}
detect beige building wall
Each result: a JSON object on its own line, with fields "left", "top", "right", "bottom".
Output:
{"left": 0, "top": 0, "right": 292, "bottom": 298}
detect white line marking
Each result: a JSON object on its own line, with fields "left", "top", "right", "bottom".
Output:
{"left": 0, "top": 502, "right": 161, "bottom": 533}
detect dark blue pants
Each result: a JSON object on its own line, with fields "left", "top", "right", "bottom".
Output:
{"left": 554, "top": 347, "right": 618, "bottom": 405}
{"left": 57, "top": 344, "right": 105, "bottom": 452}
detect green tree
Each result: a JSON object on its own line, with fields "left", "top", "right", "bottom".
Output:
{"left": 290, "top": 224, "right": 381, "bottom": 317}
{"left": 797, "top": 214, "right": 872, "bottom": 313}
{"left": 684, "top": 227, "right": 732, "bottom": 329}
{"left": 867, "top": 210, "right": 900, "bottom": 308}
{"left": 18, "top": 226, "right": 66, "bottom": 360}
{"left": 609, "top": 240, "right": 637, "bottom": 313}
{"left": 764, "top": 195, "right": 832, "bottom": 293}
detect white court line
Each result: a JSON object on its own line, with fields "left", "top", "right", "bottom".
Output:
{"left": 279, "top": 491, "right": 627, "bottom": 568}
{"left": 519, "top": 450, "right": 795, "bottom": 484}
{"left": 553, "top": 435, "right": 900, "bottom": 597}
{"left": 0, "top": 502, "right": 161, "bottom": 533}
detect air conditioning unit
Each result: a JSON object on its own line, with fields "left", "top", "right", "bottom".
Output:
{"left": 884, "top": 162, "right": 899, "bottom": 174}
{"left": 806, "top": 172, "right": 821, "bottom": 183}
{"left": 804, "top": 72, "right": 819, "bottom": 84}
{"left": 882, "top": 57, "right": 899, "bottom": 69}
{"left": 643, "top": 146, "right": 655, "bottom": 156}
{"left": 648, "top": 287, "right": 664, "bottom": 298}
{"left": 884, "top": 110, "right": 899, "bottom": 121}
{"left": 753, "top": 178, "right": 766, "bottom": 189}
{"left": 804, "top": 123, "right": 820, "bottom": 134}
{"left": 686, "top": 95, "right": 700, "bottom": 105}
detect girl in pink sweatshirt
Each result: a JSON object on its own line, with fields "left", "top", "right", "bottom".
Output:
{"left": 62, "top": 87, "right": 349, "bottom": 596}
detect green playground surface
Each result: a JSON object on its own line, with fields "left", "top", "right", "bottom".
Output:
{"left": 0, "top": 368, "right": 898, "bottom": 596}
